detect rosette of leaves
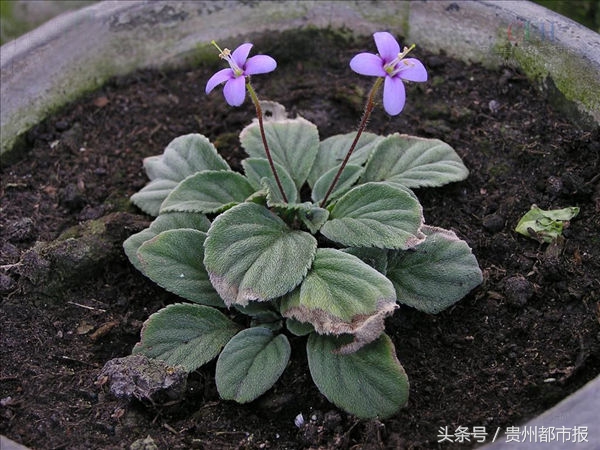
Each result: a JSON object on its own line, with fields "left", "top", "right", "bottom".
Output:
{"left": 124, "top": 103, "right": 482, "bottom": 419}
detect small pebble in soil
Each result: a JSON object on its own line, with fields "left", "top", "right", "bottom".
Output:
{"left": 323, "top": 410, "right": 342, "bottom": 431}
{"left": 426, "top": 55, "right": 445, "bottom": 69}
{"left": 503, "top": 275, "right": 534, "bottom": 307}
{"left": 482, "top": 213, "right": 505, "bottom": 233}
{"left": 59, "top": 183, "right": 86, "bottom": 211}
{"left": 98, "top": 354, "right": 187, "bottom": 403}
{"left": 6, "top": 217, "right": 36, "bottom": 242}
{"left": 488, "top": 99, "right": 500, "bottom": 114}
{"left": 54, "top": 120, "right": 70, "bottom": 132}
{"left": 1, "top": 242, "right": 21, "bottom": 263}
{"left": 0, "top": 273, "right": 17, "bottom": 293}
{"left": 546, "top": 175, "right": 563, "bottom": 196}
{"left": 562, "top": 171, "right": 589, "bottom": 195}
{"left": 129, "top": 435, "right": 158, "bottom": 450}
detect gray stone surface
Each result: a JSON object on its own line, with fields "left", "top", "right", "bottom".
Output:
{"left": 1, "top": 1, "right": 599, "bottom": 161}
{"left": 482, "top": 375, "right": 600, "bottom": 449}
{"left": 0, "top": 435, "right": 31, "bottom": 450}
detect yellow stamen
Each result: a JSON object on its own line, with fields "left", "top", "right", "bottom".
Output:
{"left": 211, "top": 40, "right": 243, "bottom": 76}
{"left": 384, "top": 43, "right": 417, "bottom": 76}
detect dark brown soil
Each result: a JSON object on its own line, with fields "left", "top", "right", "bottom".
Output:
{"left": 1, "top": 29, "right": 599, "bottom": 450}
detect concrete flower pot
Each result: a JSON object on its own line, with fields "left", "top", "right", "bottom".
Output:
{"left": 1, "top": 1, "right": 598, "bottom": 449}
{"left": 1, "top": 0, "right": 599, "bottom": 162}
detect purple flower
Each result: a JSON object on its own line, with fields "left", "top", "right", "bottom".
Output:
{"left": 206, "top": 42, "right": 277, "bottom": 106}
{"left": 350, "top": 32, "right": 427, "bottom": 115}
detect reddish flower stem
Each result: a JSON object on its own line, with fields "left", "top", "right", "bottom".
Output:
{"left": 320, "top": 77, "right": 383, "bottom": 207}
{"left": 246, "top": 82, "right": 288, "bottom": 203}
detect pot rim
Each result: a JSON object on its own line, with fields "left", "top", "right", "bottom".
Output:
{"left": 1, "top": 0, "right": 599, "bottom": 162}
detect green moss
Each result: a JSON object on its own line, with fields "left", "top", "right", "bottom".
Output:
{"left": 494, "top": 38, "right": 600, "bottom": 127}
{"left": 58, "top": 219, "right": 107, "bottom": 241}
{"left": 488, "top": 163, "right": 511, "bottom": 178}
{"left": 185, "top": 42, "right": 221, "bottom": 68}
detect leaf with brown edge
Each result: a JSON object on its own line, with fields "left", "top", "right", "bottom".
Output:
{"left": 204, "top": 202, "right": 317, "bottom": 306}
{"left": 319, "top": 182, "right": 425, "bottom": 250}
{"left": 280, "top": 248, "right": 397, "bottom": 353}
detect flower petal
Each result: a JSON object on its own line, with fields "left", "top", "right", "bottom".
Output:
{"left": 373, "top": 32, "right": 400, "bottom": 63}
{"left": 206, "top": 68, "right": 234, "bottom": 94}
{"left": 244, "top": 55, "right": 277, "bottom": 75}
{"left": 383, "top": 76, "right": 406, "bottom": 116}
{"left": 398, "top": 58, "right": 428, "bottom": 82}
{"left": 232, "top": 43, "right": 253, "bottom": 67}
{"left": 223, "top": 76, "right": 247, "bottom": 106}
{"left": 349, "top": 53, "right": 386, "bottom": 77}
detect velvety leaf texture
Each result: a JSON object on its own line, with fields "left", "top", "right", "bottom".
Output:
{"left": 311, "top": 164, "right": 364, "bottom": 204}
{"left": 131, "top": 134, "right": 230, "bottom": 215}
{"left": 216, "top": 327, "right": 291, "bottom": 403}
{"left": 130, "top": 179, "right": 179, "bottom": 217}
{"left": 320, "top": 182, "right": 425, "bottom": 249}
{"left": 137, "top": 229, "right": 224, "bottom": 307}
{"left": 307, "top": 333, "right": 409, "bottom": 419}
{"left": 386, "top": 225, "right": 483, "bottom": 313}
{"left": 308, "top": 132, "right": 383, "bottom": 187}
{"left": 280, "top": 248, "right": 396, "bottom": 353}
{"left": 204, "top": 203, "right": 317, "bottom": 306}
{"left": 160, "top": 171, "right": 256, "bottom": 214}
{"left": 123, "top": 212, "right": 210, "bottom": 274}
{"left": 362, "top": 134, "right": 469, "bottom": 188}
{"left": 133, "top": 303, "right": 240, "bottom": 372}
{"left": 242, "top": 157, "right": 298, "bottom": 203}
{"left": 146, "top": 134, "right": 230, "bottom": 179}
{"left": 240, "top": 117, "right": 319, "bottom": 189}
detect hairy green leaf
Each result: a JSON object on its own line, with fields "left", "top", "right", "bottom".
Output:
{"left": 123, "top": 212, "right": 211, "bottom": 273}
{"left": 311, "top": 164, "right": 364, "bottom": 204}
{"left": 280, "top": 248, "right": 396, "bottom": 353}
{"left": 320, "top": 182, "right": 424, "bottom": 249}
{"left": 132, "top": 134, "right": 230, "bottom": 215}
{"left": 235, "top": 302, "right": 283, "bottom": 331}
{"left": 138, "top": 229, "right": 224, "bottom": 307}
{"left": 362, "top": 134, "right": 469, "bottom": 188}
{"left": 204, "top": 203, "right": 317, "bottom": 306}
{"left": 216, "top": 327, "right": 291, "bottom": 403}
{"left": 261, "top": 177, "right": 290, "bottom": 206}
{"left": 308, "top": 132, "right": 383, "bottom": 187}
{"left": 242, "top": 158, "right": 298, "bottom": 203}
{"left": 387, "top": 225, "right": 482, "bottom": 313}
{"left": 342, "top": 247, "right": 389, "bottom": 274}
{"left": 268, "top": 201, "right": 329, "bottom": 234}
{"left": 299, "top": 205, "right": 330, "bottom": 234}
{"left": 131, "top": 179, "right": 179, "bottom": 217}
{"left": 286, "top": 318, "right": 314, "bottom": 336}
{"left": 240, "top": 117, "right": 319, "bottom": 189}
{"left": 160, "top": 171, "right": 256, "bottom": 214}
{"left": 307, "top": 333, "right": 409, "bottom": 419}
{"left": 133, "top": 303, "right": 240, "bottom": 371}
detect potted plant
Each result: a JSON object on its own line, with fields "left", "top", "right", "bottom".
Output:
{"left": 3, "top": 3, "right": 593, "bottom": 448}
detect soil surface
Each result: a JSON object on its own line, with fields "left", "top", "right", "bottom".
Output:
{"left": 1, "top": 29, "right": 599, "bottom": 450}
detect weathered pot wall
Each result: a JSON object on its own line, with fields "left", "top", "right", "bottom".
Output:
{"left": 1, "top": 0, "right": 599, "bottom": 163}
